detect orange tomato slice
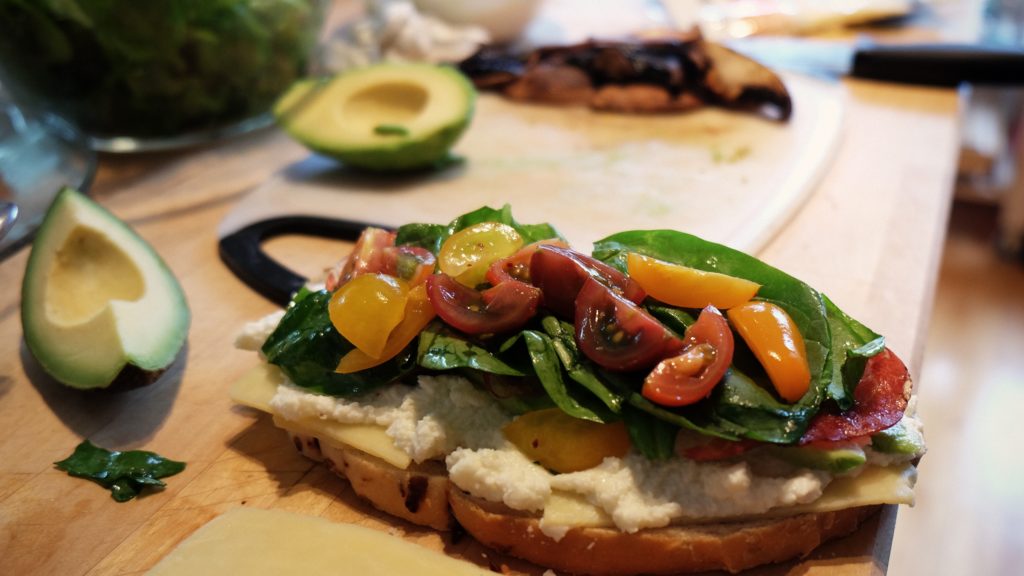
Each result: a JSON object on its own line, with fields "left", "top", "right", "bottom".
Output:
{"left": 329, "top": 273, "right": 408, "bottom": 359}
{"left": 727, "top": 301, "right": 811, "bottom": 403}
{"left": 438, "top": 222, "right": 523, "bottom": 288}
{"left": 503, "top": 408, "right": 630, "bottom": 473}
{"left": 336, "top": 284, "right": 435, "bottom": 373}
{"left": 626, "top": 253, "right": 760, "bottom": 309}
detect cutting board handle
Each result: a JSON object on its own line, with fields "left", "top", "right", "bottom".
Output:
{"left": 218, "top": 216, "right": 394, "bottom": 306}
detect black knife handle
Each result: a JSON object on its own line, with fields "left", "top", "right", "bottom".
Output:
{"left": 218, "top": 216, "right": 394, "bottom": 306}
{"left": 852, "top": 43, "right": 1024, "bottom": 87}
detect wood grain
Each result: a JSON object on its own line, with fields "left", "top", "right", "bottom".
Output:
{"left": 0, "top": 33, "right": 960, "bottom": 576}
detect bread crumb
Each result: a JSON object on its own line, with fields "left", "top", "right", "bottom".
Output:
{"left": 543, "top": 570, "right": 559, "bottom": 576}
{"left": 586, "top": 541, "right": 595, "bottom": 550}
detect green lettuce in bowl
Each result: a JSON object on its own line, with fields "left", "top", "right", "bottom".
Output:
{"left": 0, "top": 0, "right": 325, "bottom": 149}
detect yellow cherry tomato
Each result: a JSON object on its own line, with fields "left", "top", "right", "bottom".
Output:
{"left": 439, "top": 222, "right": 523, "bottom": 288}
{"left": 626, "top": 253, "right": 760, "bottom": 309}
{"left": 727, "top": 301, "right": 811, "bottom": 403}
{"left": 336, "top": 284, "right": 435, "bottom": 373}
{"left": 503, "top": 408, "right": 630, "bottom": 473}
{"left": 329, "top": 273, "right": 408, "bottom": 359}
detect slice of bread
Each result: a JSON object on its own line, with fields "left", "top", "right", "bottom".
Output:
{"left": 285, "top": 429, "right": 879, "bottom": 575}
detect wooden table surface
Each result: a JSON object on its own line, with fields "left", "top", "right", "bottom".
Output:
{"left": 0, "top": 16, "right": 962, "bottom": 576}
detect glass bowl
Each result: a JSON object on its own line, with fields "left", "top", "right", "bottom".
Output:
{"left": 0, "top": 0, "right": 325, "bottom": 152}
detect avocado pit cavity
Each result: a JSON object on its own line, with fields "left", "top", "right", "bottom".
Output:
{"left": 344, "top": 82, "right": 428, "bottom": 137}
{"left": 47, "top": 226, "right": 145, "bottom": 326}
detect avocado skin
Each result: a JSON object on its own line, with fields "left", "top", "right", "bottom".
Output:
{"left": 275, "top": 64, "right": 476, "bottom": 172}
{"left": 300, "top": 114, "right": 473, "bottom": 172}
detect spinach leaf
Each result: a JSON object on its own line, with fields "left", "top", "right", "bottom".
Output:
{"left": 261, "top": 289, "right": 415, "bottom": 397}
{"left": 539, "top": 316, "right": 624, "bottom": 413}
{"left": 394, "top": 223, "right": 447, "bottom": 253}
{"left": 501, "top": 330, "right": 613, "bottom": 423}
{"left": 824, "top": 295, "right": 885, "bottom": 409}
{"left": 621, "top": 405, "right": 677, "bottom": 460}
{"left": 417, "top": 322, "right": 525, "bottom": 376}
{"left": 394, "top": 204, "right": 561, "bottom": 255}
{"left": 54, "top": 440, "right": 185, "bottom": 502}
{"left": 596, "top": 369, "right": 738, "bottom": 440}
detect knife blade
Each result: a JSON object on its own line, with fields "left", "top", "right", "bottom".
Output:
{"left": 726, "top": 37, "right": 1024, "bottom": 86}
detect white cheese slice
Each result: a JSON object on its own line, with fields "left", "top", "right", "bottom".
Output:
{"left": 230, "top": 364, "right": 411, "bottom": 469}
{"left": 146, "top": 507, "right": 492, "bottom": 576}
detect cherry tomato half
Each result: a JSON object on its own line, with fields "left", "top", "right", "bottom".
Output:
{"left": 486, "top": 239, "right": 569, "bottom": 285}
{"left": 336, "top": 284, "right": 436, "bottom": 373}
{"left": 438, "top": 222, "right": 523, "bottom": 288}
{"left": 382, "top": 245, "right": 436, "bottom": 286}
{"left": 326, "top": 227, "right": 396, "bottom": 291}
{"left": 329, "top": 273, "right": 409, "bottom": 358}
{"left": 574, "top": 278, "right": 683, "bottom": 371}
{"left": 530, "top": 245, "right": 646, "bottom": 319}
{"left": 727, "top": 301, "right": 810, "bottom": 403}
{"left": 642, "top": 306, "right": 734, "bottom": 407}
{"left": 426, "top": 273, "right": 541, "bottom": 335}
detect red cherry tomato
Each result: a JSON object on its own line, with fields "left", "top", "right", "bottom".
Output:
{"left": 486, "top": 239, "right": 569, "bottom": 285}
{"left": 325, "top": 227, "right": 396, "bottom": 291}
{"left": 426, "top": 273, "right": 541, "bottom": 335}
{"left": 382, "top": 245, "right": 436, "bottom": 286}
{"left": 530, "top": 245, "right": 646, "bottom": 319}
{"left": 574, "top": 278, "right": 682, "bottom": 371}
{"left": 642, "top": 306, "right": 734, "bottom": 407}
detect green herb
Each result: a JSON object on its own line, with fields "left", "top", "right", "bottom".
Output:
{"left": 54, "top": 440, "right": 185, "bottom": 502}
{"left": 540, "top": 317, "right": 623, "bottom": 414}
{"left": 417, "top": 322, "right": 525, "bottom": 376}
{"left": 373, "top": 124, "right": 410, "bottom": 136}
{"left": 501, "top": 330, "right": 613, "bottom": 423}
{"left": 621, "top": 405, "right": 677, "bottom": 460}
{"left": 261, "top": 289, "right": 415, "bottom": 397}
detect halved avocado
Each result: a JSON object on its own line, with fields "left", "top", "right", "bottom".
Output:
{"left": 274, "top": 63, "right": 476, "bottom": 171}
{"left": 21, "top": 188, "right": 190, "bottom": 390}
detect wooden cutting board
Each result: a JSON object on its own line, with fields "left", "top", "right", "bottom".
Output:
{"left": 219, "top": 73, "right": 842, "bottom": 255}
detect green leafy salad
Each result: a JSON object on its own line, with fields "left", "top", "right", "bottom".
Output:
{"left": 260, "top": 206, "right": 911, "bottom": 463}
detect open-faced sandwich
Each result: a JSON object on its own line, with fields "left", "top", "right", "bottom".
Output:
{"left": 232, "top": 206, "right": 925, "bottom": 575}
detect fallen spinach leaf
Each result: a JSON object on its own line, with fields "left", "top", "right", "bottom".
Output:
{"left": 54, "top": 440, "right": 185, "bottom": 502}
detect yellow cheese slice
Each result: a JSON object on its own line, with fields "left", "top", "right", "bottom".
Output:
{"left": 542, "top": 463, "right": 917, "bottom": 528}
{"left": 272, "top": 414, "right": 412, "bottom": 470}
{"left": 230, "top": 364, "right": 412, "bottom": 469}
{"left": 230, "top": 364, "right": 285, "bottom": 413}
{"left": 146, "top": 507, "right": 492, "bottom": 576}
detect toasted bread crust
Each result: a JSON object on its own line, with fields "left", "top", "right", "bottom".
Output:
{"left": 287, "top": 431, "right": 451, "bottom": 530}
{"left": 449, "top": 487, "right": 879, "bottom": 575}
{"left": 286, "top": 429, "right": 879, "bottom": 574}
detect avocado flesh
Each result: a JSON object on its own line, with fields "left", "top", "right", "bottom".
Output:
{"left": 21, "top": 188, "right": 190, "bottom": 390}
{"left": 871, "top": 419, "right": 926, "bottom": 455}
{"left": 768, "top": 445, "right": 868, "bottom": 474}
{"left": 274, "top": 64, "right": 475, "bottom": 171}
